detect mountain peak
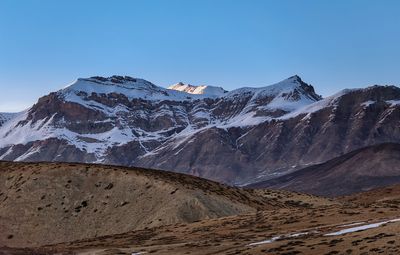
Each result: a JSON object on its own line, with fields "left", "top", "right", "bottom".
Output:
{"left": 168, "top": 82, "right": 227, "bottom": 97}
{"left": 78, "top": 75, "right": 157, "bottom": 88}
{"left": 58, "top": 76, "right": 229, "bottom": 107}
{"left": 87, "top": 75, "right": 152, "bottom": 85}
{"left": 60, "top": 75, "right": 166, "bottom": 100}
{"left": 287, "top": 74, "right": 302, "bottom": 81}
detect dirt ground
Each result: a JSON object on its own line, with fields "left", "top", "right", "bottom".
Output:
{"left": 1, "top": 162, "right": 400, "bottom": 255}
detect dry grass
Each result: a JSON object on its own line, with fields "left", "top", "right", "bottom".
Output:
{"left": 1, "top": 162, "right": 400, "bottom": 254}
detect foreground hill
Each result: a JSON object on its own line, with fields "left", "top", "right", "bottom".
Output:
{"left": 5, "top": 184, "right": 400, "bottom": 255}
{"left": 248, "top": 143, "right": 400, "bottom": 196}
{"left": 340, "top": 183, "right": 400, "bottom": 206}
{"left": 0, "top": 75, "right": 399, "bottom": 185}
{"left": 0, "top": 161, "right": 329, "bottom": 248}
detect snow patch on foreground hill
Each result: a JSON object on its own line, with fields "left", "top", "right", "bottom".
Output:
{"left": 248, "top": 217, "right": 400, "bottom": 246}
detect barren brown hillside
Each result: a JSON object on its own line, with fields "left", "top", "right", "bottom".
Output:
{"left": 2, "top": 162, "right": 400, "bottom": 255}
{"left": 0, "top": 161, "right": 321, "bottom": 248}
{"left": 5, "top": 185, "right": 400, "bottom": 255}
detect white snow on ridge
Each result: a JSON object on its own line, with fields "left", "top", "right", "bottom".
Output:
{"left": 61, "top": 75, "right": 318, "bottom": 110}
{"left": 0, "top": 76, "right": 326, "bottom": 161}
{"left": 226, "top": 76, "right": 302, "bottom": 98}
{"left": 216, "top": 111, "right": 270, "bottom": 129}
{"left": 278, "top": 89, "right": 355, "bottom": 120}
{"left": 0, "top": 107, "right": 188, "bottom": 161}
{"left": 0, "top": 111, "right": 65, "bottom": 155}
{"left": 168, "top": 82, "right": 227, "bottom": 97}
{"left": 0, "top": 110, "right": 45, "bottom": 148}
{"left": 0, "top": 112, "right": 18, "bottom": 125}
{"left": 61, "top": 77, "right": 220, "bottom": 105}
{"left": 3, "top": 75, "right": 397, "bottom": 162}
{"left": 59, "top": 75, "right": 326, "bottom": 131}
{"left": 0, "top": 110, "right": 153, "bottom": 160}
{"left": 361, "top": 100, "right": 376, "bottom": 107}
{"left": 15, "top": 146, "right": 42, "bottom": 161}
{"left": 386, "top": 99, "right": 400, "bottom": 106}
{"left": 222, "top": 76, "right": 322, "bottom": 121}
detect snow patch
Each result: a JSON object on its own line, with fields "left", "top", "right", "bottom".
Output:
{"left": 279, "top": 89, "right": 354, "bottom": 120}
{"left": 168, "top": 82, "right": 226, "bottom": 97}
{"left": 386, "top": 100, "right": 400, "bottom": 106}
{"left": 361, "top": 100, "right": 375, "bottom": 107}
{"left": 248, "top": 232, "right": 312, "bottom": 246}
{"left": 325, "top": 218, "right": 400, "bottom": 236}
{"left": 0, "top": 112, "right": 18, "bottom": 125}
{"left": 15, "top": 146, "right": 42, "bottom": 161}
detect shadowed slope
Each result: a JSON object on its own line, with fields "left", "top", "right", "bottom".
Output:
{"left": 248, "top": 143, "right": 400, "bottom": 196}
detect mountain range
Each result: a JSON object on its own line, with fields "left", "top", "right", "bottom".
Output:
{"left": 0, "top": 75, "right": 399, "bottom": 185}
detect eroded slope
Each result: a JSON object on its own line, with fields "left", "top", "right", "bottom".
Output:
{"left": 0, "top": 161, "right": 279, "bottom": 247}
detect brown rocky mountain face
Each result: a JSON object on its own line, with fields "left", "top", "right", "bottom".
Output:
{"left": 248, "top": 143, "right": 400, "bottom": 196}
{"left": 0, "top": 75, "right": 399, "bottom": 185}
{"left": 137, "top": 85, "right": 400, "bottom": 184}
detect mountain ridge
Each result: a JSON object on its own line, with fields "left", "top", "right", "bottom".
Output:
{"left": 247, "top": 143, "right": 400, "bottom": 196}
{"left": 167, "top": 82, "right": 227, "bottom": 97}
{"left": 0, "top": 75, "right": 399, "bottom": 184}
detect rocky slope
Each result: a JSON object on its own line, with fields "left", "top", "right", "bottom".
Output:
{"left": 5, "top": 183, "right": 400, "bottom": 255}
{"left": 248, "top": 143, "right": 400, "bottom": 196}
{"left": 0, "top": 161, "right": 288, "bottom": 247}
{"left": 0, "top": 75, "right": 399, "bottom": 185}
{"left": 340, "top": 183, "right": 400, "bottom": 206}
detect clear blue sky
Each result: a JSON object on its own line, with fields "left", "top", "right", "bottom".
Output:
{"left": 1, "top": 0, "right": 399, "bottom": 112}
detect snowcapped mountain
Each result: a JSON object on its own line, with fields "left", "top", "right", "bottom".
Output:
{"left": 0, "top": 75, "right": 399, "bottom": 184}
{"left": 0, "top": 112, "right": 17, "bottom": 127}
{"left": 168, "top": 82, "right": 227, "bottom": 97}
{"left": 61, "top": 76, "right": 221, "bottom": 103}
